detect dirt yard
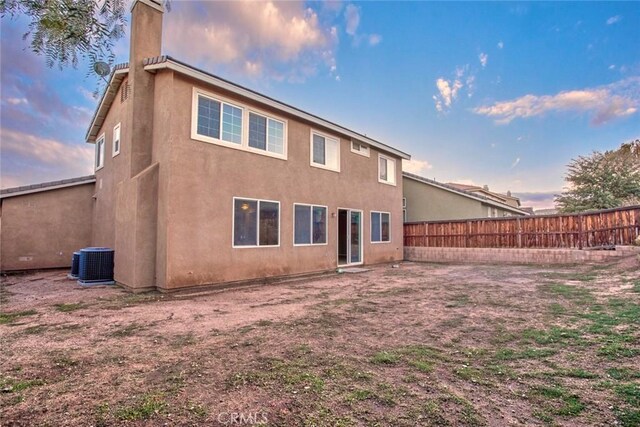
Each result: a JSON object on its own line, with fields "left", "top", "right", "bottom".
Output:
{"left": 1, "top": 258, "right": 639, "bottom": 426}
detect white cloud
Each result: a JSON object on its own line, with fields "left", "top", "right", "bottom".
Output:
{"left": 606, "top": 15, "right": 622, "bottom": 25}
{"left": 473, "top": 77, "right": 640, "bottom": 125}
{"left": 6, "top": 97, "right": 28, "bottom": 105}
{"left": 344, "top": 4, "right": 360, "bottom": 36}
{"left": 497, "top": 41, "right": 504, "bottom": 49}
{"left": 511, "top": 157, "right": 521, "bottom": 169}
{"left": 609, "top": 64, "right": 616, "bottom": 70}
{"left": 0, "top": 128, "right": 94, "bottom": 188}
{"left": 402, "top": 159, "right": 433, "bottom": 176}
{"left": 479, "top": 52, "right": 488, "bottom": 68}
{"left": 433, "top": 65, "right": 476, "bottom": 111}
{"left": 368, "top": 34, "right": 382, "bottom": 46}
{"left": 164, "top": 1, "right": 338, "bottom": 81}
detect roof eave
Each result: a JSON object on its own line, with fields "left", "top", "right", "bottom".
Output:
{"left": 85, "top": 67, "right": 129, "bottom": 143}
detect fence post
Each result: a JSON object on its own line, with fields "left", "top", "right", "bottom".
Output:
{"left": 465, "top": 221, "right": 470, "bottom": 248}
{"left": 516, "top": 217, "right": 522, "bottom": 248}
{"left": 423, "top": 222, "right": 428, "bottom": 247}
{"left": 578, "top": 214, "right": 584, "bottom": 249}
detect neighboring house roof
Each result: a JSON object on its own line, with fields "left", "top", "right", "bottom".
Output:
{"left": 86, "top": 56, "right": 410, "bottom": 160}
{"left": 447, "top": 182, "right": 521, "bottom": 206}
{"left": 403, "top": 172, "right": 530, "bottom": 216}
{"left": 0, "top": 176, "right": 96, "bottom": 200}
{"left": 534, "top": 208, "right": 559, "bottom": 216}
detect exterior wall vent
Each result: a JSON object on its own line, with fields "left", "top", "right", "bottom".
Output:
{"left": 77, "top": 247, "right": 115, "bottom": 286}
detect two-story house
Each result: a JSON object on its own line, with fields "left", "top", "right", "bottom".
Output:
{"left": 82, "top": 0, "right": 410, "bottom": 291}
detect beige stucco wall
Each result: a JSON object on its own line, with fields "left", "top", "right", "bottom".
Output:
{"left": 154, "top": 72, "right": 404, "bottom": 290}
{"left": 0, "top": 184, "right": 94, "bottom": 271}
{"left": 403, "top": 177, "right": 519, "bottom": 222}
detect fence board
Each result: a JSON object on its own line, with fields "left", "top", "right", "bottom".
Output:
{"left": 404, "top": 206, "right": 640, "bottom": 249}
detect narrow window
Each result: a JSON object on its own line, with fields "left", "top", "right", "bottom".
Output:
{"left": 371, "top": 211, "right": 391, "bottom": 243}
{"left": 197, "top": 95, "right": 221, "bottom": 139}
{"left": 196, "top": 94, "right": 243, "bottom": 144}
{"left": 294, "top": 204, "right": 327, "bottom": 245}
{"left": 310, "top": 132, "right": 339, "bottom": 171}
{"left": 222, "top": 103, "right": 242, "bottom": 144}
{"left": 378, "top": 154, "right": 396, "bottom": 185}
{"left": 96, "top": 134, "right": 105, "bottom": 170}
{"left": 112, "top": 123, "right": 121, "bottom": 156}
{"left": 233, "top": 198, "right": 279, "bottom": 247}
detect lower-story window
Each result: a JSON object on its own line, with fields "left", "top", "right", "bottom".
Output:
{"left": 233, "top": 198, "right": 280, "bottom": 247}
{"left": 371, "top": 211, "right": 390, "bottom": 243}
{"left": 294, "top": 204, "right": 327, "bottom": 245}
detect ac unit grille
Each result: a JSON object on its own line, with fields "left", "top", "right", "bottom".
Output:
{"left": 78, "top": 247, "right": 115, "bottom": 285}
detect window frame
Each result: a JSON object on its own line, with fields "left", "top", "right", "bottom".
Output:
{"left": 232, "top": 197, "right": 281, "bottom": 249}
{"left": 293, "top": 203, "right": 329, "bottom": 247}
{"left": 191, "top": 88, "right": 288, "bottom": 161}
{"left": 378, "top": 154, "right": 396, "bottom": 186}
{"left": 112, "top": 123, "right": 121, "bottom": 157}
{"left": 370, "top": 211, "right": 391, "bottom": 244}
{"left": 309, "top": 130, "right": 341, "bottom": 172}
{"left": 246, "top": 108, "right": 288, "bottom": 159}
{"left": 350, "top": 140, "right": 370, "bottom": 157}
{"left": 95, "top": 133, "right": 105, "bottom": 171}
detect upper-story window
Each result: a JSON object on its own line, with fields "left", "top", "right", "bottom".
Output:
{"left": 351, "top": 140, "right": 370, "bottom": 157}
{"left": 96, "top": 133, "right": 105, "bottom": 170}
{"left": 310, "top": 131, "right": 340, "bottom": 172}
{"left": 197, "top": 94, "right": 243, "bottom": 144}
{"left": 112, "top": 123, "right": 121, "bottom": 157}
{"left": 378, "top": 154, "right": 396, "bottom": 185}
{"left": 192, "top": 88, "right": 287, "bottom": 160}
{"left": 249, "top": 112, "right": 285, "bottom": 155}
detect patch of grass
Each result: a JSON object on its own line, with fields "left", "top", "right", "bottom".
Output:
{"left": 0, "top": 377, "right": 45, "bottom": 393}
{"left": 227, "top": 358, "right": 324, "bottom": 393}
{"left": 186, "top": 401, "right": 207, "bottom": 417}
{"left": 598, "top": 343, "right": 639, "bottom": 359}
{"left": 615, "top": 383, "right": 640, "bottom": 407}
{"left": 370, "top": 351, "right": 399, "bottom": 365}
{"left": 542, "top": 283, "right": 593, "bottom": 302}
{"left": 607, "top": 368, "right": 640, "bottom": 381}
{"left": 632, "top": 280, "right": 640, "bottom": 294}
{"left": 115, "top": 392, "right": 167, "bottom": 421}
{"left": 111, "top": 322, "right": 146, "bottom": 337}
{"left": 170, "top": 333, "right": 197, "bottom": 348}
{"left": 52, "top": 354, "right": 79, "bottom": 368}
{"left": 0, "top": 310, "right": 37, "bottom": 325}
{"left": 494, "top": 347, "right": 556, "bottom": 360}
{"left": 445, "top": 294, "right": 470, "bottom": 308}
{"left": 522, "top": 327, "right": 583, "bottom": 346}
{"left": 22, "top": 325, "right": 47, "bottom": 335}
{"left": 255, "top": 319, "right": 273, "bottom": 327}
{"left": 345, "top": 389, "right": 373, "bottom": 402}
{"left": 410, "top": 360, "right": 434, "bottom": 373}
{"left": 54, "top": 303, "right": 85, "bottom": 312}
{"left": 531, "top": 385, "right": 584, "bottom": 417}
{"left": 561, "top": 368, "right": 598, "bottom": 379}
{"left": 615, "top": 408, "right": 640, "bottom": 427}
{"left": 548, "top": 303, "right": 567, "bottom": 316}
{"left": 454, "top": 366, "right": 491, "bottom": 385}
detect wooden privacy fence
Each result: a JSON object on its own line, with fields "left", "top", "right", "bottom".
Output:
{"left": 404, "top": 206, "right": 640, "bottom": 249}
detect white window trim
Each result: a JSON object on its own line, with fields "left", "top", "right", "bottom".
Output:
{"left": 191, "top": 87, "right": 288, "bottom": 161}
{"left": 370, "top": 211, "right": 391, "bottom": 244}
{"left": 350, "top": 140, "right": 370, "bottom": 157}
{"left": 246, "top": 107, "right": 288, "bottom": 160}
{"left": 310, "top": 130, "right": 341, "bottom": 172}
{"left": 293, "top": 203, "right": 329, "bottom": 247}
{"left": 112, "top": 123, "right": 121, "bottom": 157}
{"left": 232, "top": 197, "right": 281, "bottom": 249}
{"left": 378, "top": 154, "right": 396, "bottom": 186}
{"left": 95, "top": 133, "right": 105, "bottom": 171}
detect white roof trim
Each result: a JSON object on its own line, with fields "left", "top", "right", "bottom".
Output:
{"left": 403, "top": 173, "right": 529, "bottom": 215}
{"left": 144, "top": 59, "right": 410, "bottom": 160}
{"left": 130, "top": 0, "right": 164, "bottom": 13}
{"left": 86, "top": 68, "right": 129, "bottom": 143}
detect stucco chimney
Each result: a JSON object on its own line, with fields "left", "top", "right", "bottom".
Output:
{"left": 128, "top": 0, "right": 163, "bottom": 177}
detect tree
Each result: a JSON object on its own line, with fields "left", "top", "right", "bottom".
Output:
{"left": 555, "top": 139, "right": 640, "bottom": 213}
{"left": 0, "top": 0, "right": 126, "bottom": 72}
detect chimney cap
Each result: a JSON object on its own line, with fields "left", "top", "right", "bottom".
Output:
{"left": 130, "top": 0, "right": 164, "bottom": 13}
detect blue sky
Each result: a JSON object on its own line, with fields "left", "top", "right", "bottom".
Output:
{"left": 1, "top": 1, "right": 639, "bottom": 208}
